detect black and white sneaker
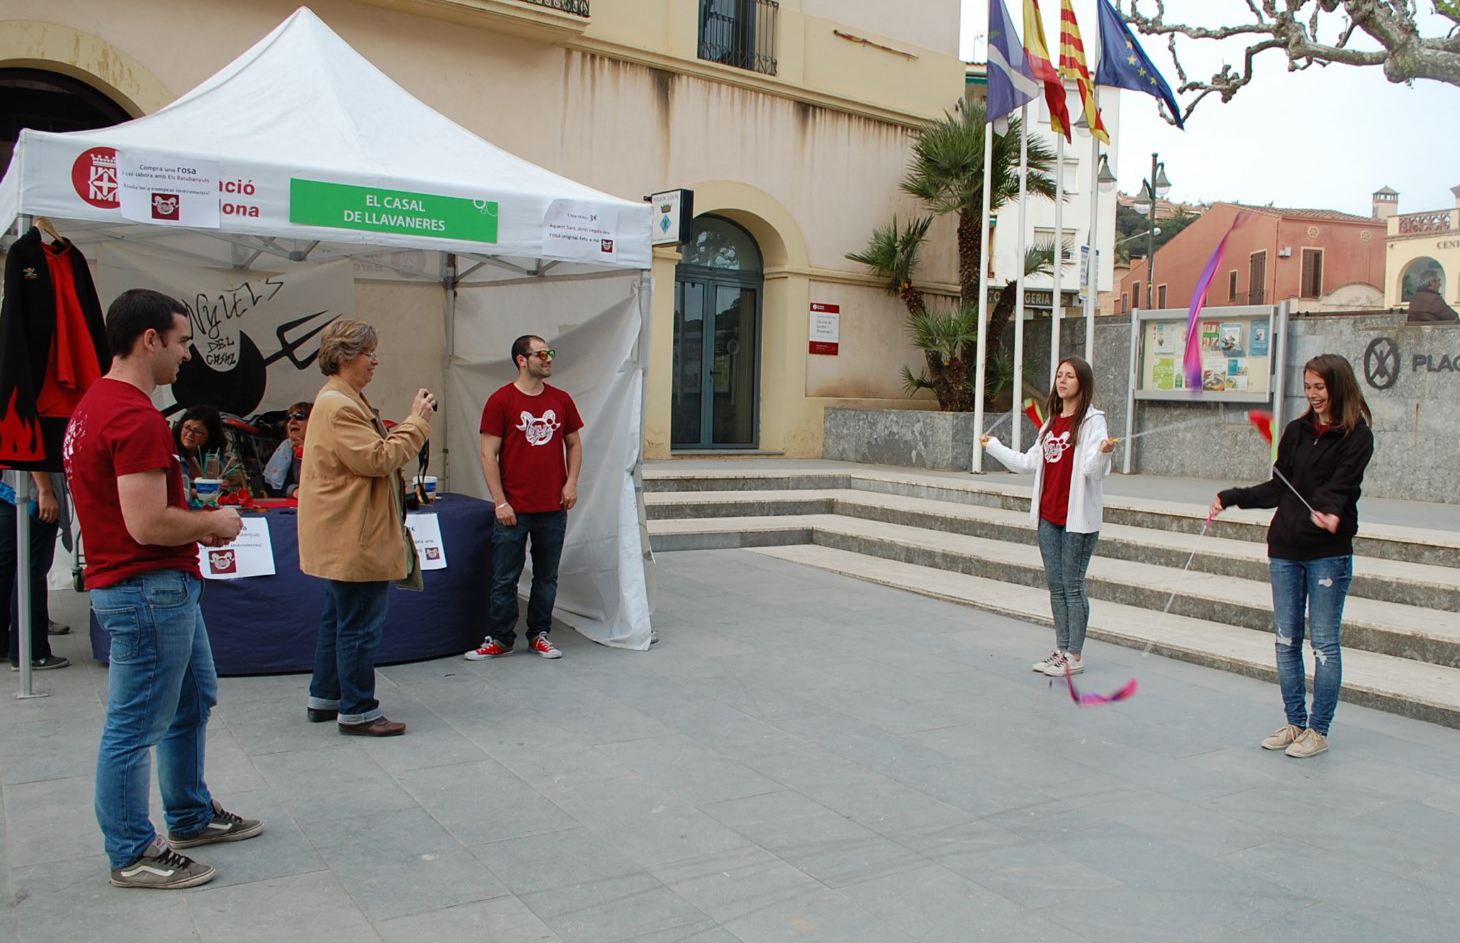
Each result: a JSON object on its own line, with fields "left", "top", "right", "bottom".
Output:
{"left": 167, "top": 800, "right": 264, "bottom": 849}
{"left": 110, "top": 836, "right": 216, "bottom": 889}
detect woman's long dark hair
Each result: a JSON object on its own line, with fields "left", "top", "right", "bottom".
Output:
{"left": 173, "top": 405, "right": 226, "bottom": 455}
{"left": 1041, "top": 355, "right": 1095, "bottom": 447}
{"left": 1302, "top": 354, "right": 1371, "bottom": 434}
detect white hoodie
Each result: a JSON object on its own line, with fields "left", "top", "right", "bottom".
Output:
{"left": 983, "top": 405, "right": 1113, "bottom": 534}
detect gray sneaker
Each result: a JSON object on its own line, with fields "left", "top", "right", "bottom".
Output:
{"left": 110, "top": 836, "right": 216, "bottom": 889}
{"left": 167, "top": 800, "right": 264, "bottom": 848}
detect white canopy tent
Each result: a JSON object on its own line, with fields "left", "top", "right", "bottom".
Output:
{"left": 0, "top": 7, "right": 658, "bottom": 685}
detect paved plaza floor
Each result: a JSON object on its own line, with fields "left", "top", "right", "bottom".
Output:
{"left": 2, "top": 547, "right": 1458, "bottom": 943}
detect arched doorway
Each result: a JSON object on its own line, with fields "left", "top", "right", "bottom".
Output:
{"left": 1, "top": 68, "right": 132, "bottom": 175}
{"left": 1399, "top": 255, "right": 1445, "bottom": 303}
{"left": 672, "top": 215, "right": 763, "bottom": 448}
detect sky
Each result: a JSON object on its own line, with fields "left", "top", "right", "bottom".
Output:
{"left": 960, "top": 1, "right": 1460, "bottom": 217}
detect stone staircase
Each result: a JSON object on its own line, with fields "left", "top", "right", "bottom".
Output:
{"left": 644, "top": 463, "right": 1460, "bottom": 729}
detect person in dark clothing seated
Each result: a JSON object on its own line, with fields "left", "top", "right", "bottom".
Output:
{"left": 1407, "top": 270, "right": 1459, "bottom": 323}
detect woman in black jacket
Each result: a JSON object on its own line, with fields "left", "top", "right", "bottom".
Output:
{"left": 1209, "top": 354, "right": 1374, "bottom": 759}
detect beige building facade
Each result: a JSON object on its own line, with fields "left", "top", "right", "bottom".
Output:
{"left": 1383, "top": 186, "right": 1460, "bottom": 312}
{"left": 1, "top": 0, "right": 966, "bottom": 458}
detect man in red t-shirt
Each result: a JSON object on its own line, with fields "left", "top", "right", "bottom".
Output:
{"left": 465, "top": 334, "right": 583, "bottom": 661}
{"left": 64, "top": 289, "right": 260, "bottom": 890}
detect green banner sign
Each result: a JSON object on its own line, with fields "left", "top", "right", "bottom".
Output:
{"left": 289, "top": 179, "right": 498, "bottom": 243}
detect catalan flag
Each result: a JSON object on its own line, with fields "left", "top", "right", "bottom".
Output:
{"left": 1023, "top": 0, "right": 1071, "bottom": 141}
{"left": 1058, "top": 0, "right": 1108, "bottom": 144}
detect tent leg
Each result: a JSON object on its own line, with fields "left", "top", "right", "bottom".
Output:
{"left": 633, "top": 273, "right": 657, "bottom": 643}
{"left": 12, "top": 215, "right": 47, "bottom": 700}
{"left": 441, "top": 253, "right": 457, "bottom": 489}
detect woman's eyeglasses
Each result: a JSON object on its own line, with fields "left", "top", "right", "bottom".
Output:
{"left": 530, "top": 349, "right": 556, "bottom": 362}
{"left": 180, "top": 425, "right": 208, "bottom": 439}
{"left": 287, "top": 412, "right": 310, "bottom": 421}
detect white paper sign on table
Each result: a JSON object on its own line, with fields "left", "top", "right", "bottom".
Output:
{"left": 197, "top": 517, "right": 276, "bottom": 580}
{"left": 405, "top": 512, "right": 448, "bottom": 570}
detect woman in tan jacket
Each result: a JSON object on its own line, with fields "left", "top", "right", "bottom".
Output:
{"left": 297, "top": 319, "right": 434, "bottom": 737}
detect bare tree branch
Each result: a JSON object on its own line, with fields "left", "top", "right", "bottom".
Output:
{"left": 1121, "top": 1, "right": 1460, "bottom": 118}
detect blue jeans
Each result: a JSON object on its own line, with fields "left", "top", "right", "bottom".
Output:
{"left": 0, "top": 500, "right": 58, "bottom": 663}
{"left": 1036, "top": 519, "right": 1100, "bottom": 655}
{"left": 1269, "top": 556, "right": 1351, "bottom": 736}
{"left": 91, "top": 570, "right": 217, "bottom": 868}
{"left": 309, "top": 580, "right": 390, "bottom": 724}
{"left": 488, "top": 511, "right": 566, "bottom": 645}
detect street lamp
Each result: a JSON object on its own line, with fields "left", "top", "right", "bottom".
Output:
{"left": 1130, "top": 153, "right": 1171, "bottom": 308}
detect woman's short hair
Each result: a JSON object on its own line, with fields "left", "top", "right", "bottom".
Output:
{"left": 318, "top": 319, "right": 378, "bottom": 376}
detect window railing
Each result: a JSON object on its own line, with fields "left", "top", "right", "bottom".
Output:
{"left": 1247, "top": 288, "right": 1266, "bottom": 305}
{"left": 699, "top": 0, "right": 779, "bottom": 76}
{"left": 520, "top": 0, "right": 589, "bottom": 16}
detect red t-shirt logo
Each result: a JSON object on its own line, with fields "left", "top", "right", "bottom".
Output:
{"left": 152, "top": 193, "right": 180, "bottom": 220}
{"left": 515, "top": 409, "right": 562, "bottom": 446}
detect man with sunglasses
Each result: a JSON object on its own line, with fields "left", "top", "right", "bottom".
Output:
{"left": 467, "top": 335, "right": 582, "bottom": 661}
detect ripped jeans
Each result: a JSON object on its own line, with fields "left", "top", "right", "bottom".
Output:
{"left": 1269, "top": 556, "right": 1352, "bottom": 736}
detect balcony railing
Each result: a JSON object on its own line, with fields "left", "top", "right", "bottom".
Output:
{"left": 1398, "top": 211, "right": 1455, "bottom": 235}
{"left": 519, "top": 0, "right": 589, "bottom": 14}
{"left": 699, "top": 0, "right": 779, "bottom": 76}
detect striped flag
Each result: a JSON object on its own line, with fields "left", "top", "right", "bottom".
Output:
{"left": 1058, "top": 0, "right": 1108, "bottom": 144}
{"left": 987, "top": 0, "right": 1040, "bottom": 122}
{"left": 1023, "top": 0, "right": 1071, "bottom": 141}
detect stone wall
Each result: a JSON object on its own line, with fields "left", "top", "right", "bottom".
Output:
{"left": 825, "top": 408, "right": 975, "bottom": 471}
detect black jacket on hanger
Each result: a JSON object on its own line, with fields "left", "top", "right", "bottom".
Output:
{"left": 0, "top": 226, "right": 109, "bottom": 470}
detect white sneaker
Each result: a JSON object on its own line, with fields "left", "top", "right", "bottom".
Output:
{"left": 1041, "top": 654, "right": 1084, "bottom": 677}
{"left": 1285, "top": 728, "right": 1328, "bottom": 758}
{"left": 1032, "top": 651, "right": 1061, "bottom": 672}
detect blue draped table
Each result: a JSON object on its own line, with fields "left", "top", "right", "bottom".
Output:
{"left": 89, "top": 493, "right": 493, "bottom": 676}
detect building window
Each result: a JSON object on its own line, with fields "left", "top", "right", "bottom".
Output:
{"left": 1248, "top": 251, "right": 1267, "bottom": 305}
{"left": 1227, "top": 270, "right": 1238, "bottom": 302}
{"left": 698, "top": 0, "right": 779, "bottom": 76}
{"left": 1033, "top": 227, "right": 1076, "bottom": 263}
{"left": 1299, "top": 248, "right": 1324, "bottom": 299}
{"left": 1120, "top": 292, "right": 1128, "bottom": 314}
{"left": 1157, "top": 284, "right": 1168, "bottom": 308}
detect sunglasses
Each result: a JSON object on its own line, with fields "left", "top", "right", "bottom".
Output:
{"left": 287, "top": 411, "right": 310, "bottom": 421}
{"left": 528, "top": 349, "right": 556, "bottom": 362}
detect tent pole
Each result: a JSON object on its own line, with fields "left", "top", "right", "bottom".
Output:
{"left": 13, "top": 214, "right": 46, "bottom": 699}
{"left": 633, "top": 272, "right": 657, "bottom": 641}
{"left": 441, "top": 253, "right": 457, "bottom": 490}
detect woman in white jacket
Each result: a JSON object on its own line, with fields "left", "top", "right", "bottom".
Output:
{"left": 981, "top": 356, "right": 1116, "bottom": 677}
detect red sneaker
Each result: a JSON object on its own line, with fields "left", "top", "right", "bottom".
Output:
{"left": 528, "top": 635, "right": 562, "bottom": 659}
{"left": 464, "top": 639, "right": 511, "bottom": 660}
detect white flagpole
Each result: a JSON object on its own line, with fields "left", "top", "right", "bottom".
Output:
{"left": 972, "top": 118, "right": 996, "bottom": 473}
{"left": 1011, "top": 104, "right": 1031, "bottom": 454}
{"left": 1085, "top": 88, "right": 1101, "bottom": 363}
{"left": 1050, "top": 118, "right": 1066, "bottom": 385}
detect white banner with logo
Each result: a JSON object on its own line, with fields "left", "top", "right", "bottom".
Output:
{"left": 98, "top": 243, "right": 355, "bottom": 419}
{"left": 197, "top": 517, "right": 276, "bottom": 580}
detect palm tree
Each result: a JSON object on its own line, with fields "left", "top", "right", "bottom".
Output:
{"left": 845, "top": 215, "right": 933, "bottom": 316}
{"left": 900, "top": 101, "right": 1057, "bottom": 313}
{"left": 901, "top": 303, "right": 979, "bottom": 412}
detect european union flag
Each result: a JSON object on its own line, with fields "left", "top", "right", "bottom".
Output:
{"left": 986, "top": 0, "right": 1039, "bottom": 123}
{"left": 1093, "top": 0, "right": 1184, "bottom": 129}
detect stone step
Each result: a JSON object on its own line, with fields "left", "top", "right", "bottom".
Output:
{"left": 647, "top": 513, "right": 1460, "bottom": 669}
{"left": 645, "top": 489, "right": 1460, "bottom": 612}
{"left": 748, "top": 543, "right": 1460, "bottom": 731}
{"left": 643, "top": 467, "right": 1460, "bottom": 568}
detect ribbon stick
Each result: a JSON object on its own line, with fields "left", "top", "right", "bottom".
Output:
{"left": 982, "top": 410, "right": 1013, "bottom": 438}
{"left": 1114, "top": 414, "right": 1224, "bottom": 444}
{"left": 1141, "top": 516, "right": 1211, "bottom": 656}
{"left": 1058, "top": 665, "right": 1138, "bottom": 706}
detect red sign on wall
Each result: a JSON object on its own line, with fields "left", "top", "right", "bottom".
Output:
{"left": 809, "top": 302, "right": 840, "bottom": 355}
